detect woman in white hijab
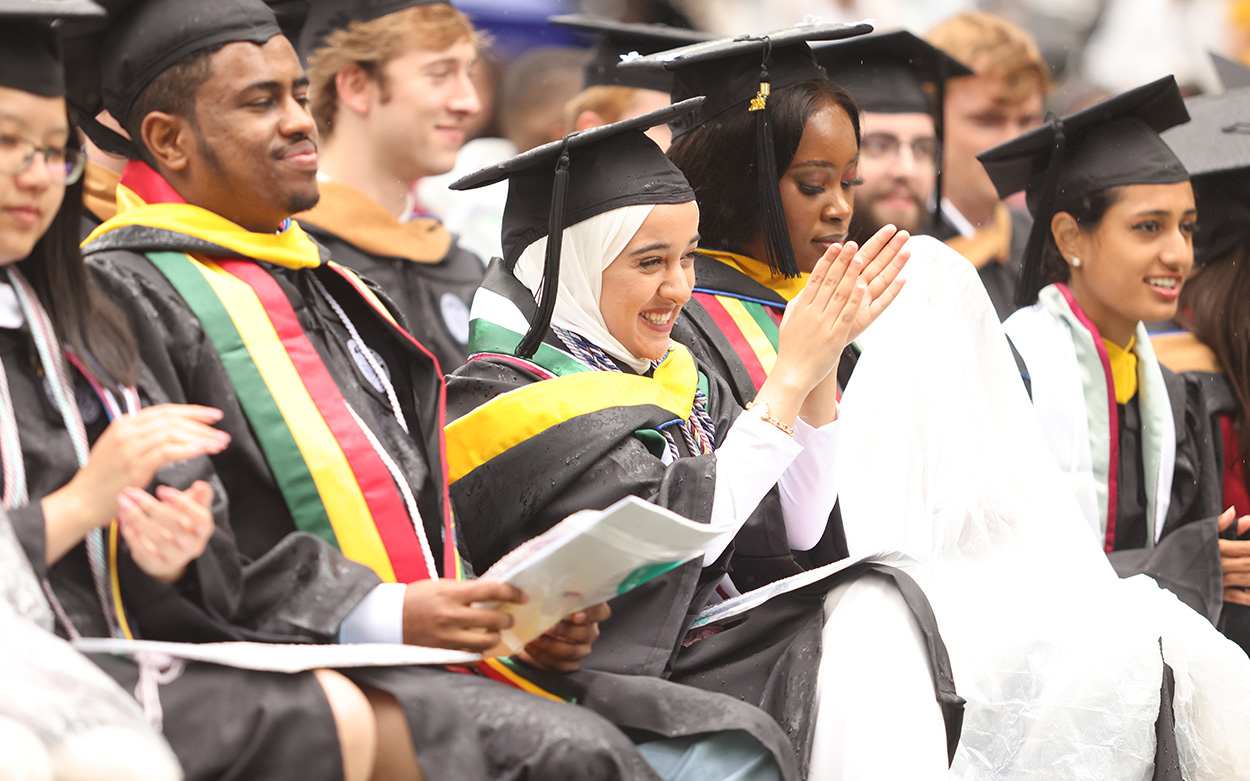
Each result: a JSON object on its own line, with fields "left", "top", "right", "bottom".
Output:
{"left": 446, "top": 103, "right": 958, "bottom": 779}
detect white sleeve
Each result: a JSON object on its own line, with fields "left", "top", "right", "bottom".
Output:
{"left": 337, "top": 582, "right": 407, "bottom": 644}
{"left": 703, "top": 414, "right": 803, "bottom": 565}
{"left": 778, "top": 416, "right": 840, "bottom": 550}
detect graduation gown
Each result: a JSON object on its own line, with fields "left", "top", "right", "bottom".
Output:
{"left": 0, "top": 325, "right": 346, "bottom": 781}
{"left": 298, "top": 180, "right": 484, "bottom": 373}
{"left": 447, "top": 261, "right": 963, "bottom": 772}
{"left": 83, "top": 165, "right": 798, "bottom": 781}
{"left": 1005, "top": 285, "right": 1237, "bottom": 649}
{"left": 1187, "top": 369, "right": 1250, "bottom": 654}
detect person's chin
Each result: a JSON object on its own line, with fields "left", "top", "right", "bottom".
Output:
{"left": 285, "top": 184, "right": 321, "bottom": 217}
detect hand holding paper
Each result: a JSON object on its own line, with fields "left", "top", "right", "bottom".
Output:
{"left": 517, "top": 602, "right": 610, "bottom": 673}
{"left": 400, "top": 579, "right": 528, "bottom": 652}
{"left": 476, "top": 496, "right": 731, "bottom": 657}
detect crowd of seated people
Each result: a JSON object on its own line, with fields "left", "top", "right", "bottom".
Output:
{"left": 3, "top": 0, "right": 1250, "bottom": 779}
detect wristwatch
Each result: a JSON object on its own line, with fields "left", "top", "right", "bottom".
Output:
{"left": 744, "top": 400, "right": 795, "bottom": 437}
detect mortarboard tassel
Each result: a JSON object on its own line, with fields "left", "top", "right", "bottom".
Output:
{"left": 1016, "top": 118, "right": 1067, "bottom": 307}
{"left": 517, "top": 139, "right": 573, "bottom": 358}
{"left": 752, "top": 40, "right": 802, "bottom": 278}
{"left": 931, "top": 62, "right": 947, "bottom": 233}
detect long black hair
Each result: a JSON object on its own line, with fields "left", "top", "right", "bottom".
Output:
{"left": 667, "top": 78, "right": 860, "bottom": 262}
{"left": 19, "top": 128, "right": 138, "bottom": 389}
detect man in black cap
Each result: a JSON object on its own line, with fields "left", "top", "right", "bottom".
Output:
{"left": 296, "top": 0, "right": 486, "bottom": 371}
{"left": 552, "top": 15, "right": 708, "bottom": 149}
{"left": 77, "top": 1, "right": 797, "bottom": 778}
{"left": 815, "top": 31, "right": 971, "bottom": 247}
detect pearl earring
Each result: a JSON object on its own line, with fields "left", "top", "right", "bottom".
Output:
{"left": 1070, "top": 256, "right": 1082, "bottom": 268}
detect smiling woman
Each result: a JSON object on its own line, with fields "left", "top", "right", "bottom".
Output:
{"left": 985, "top": 77, "right": 1245, "bottom": 652}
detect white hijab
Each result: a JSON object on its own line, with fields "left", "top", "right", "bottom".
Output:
{"left": 514, "top": 203, "right": 656, "bottom": 373}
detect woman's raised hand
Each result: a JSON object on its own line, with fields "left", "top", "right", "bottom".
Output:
{"left": 847, "top": 225, "right": 910, "bottom": 341}
{"left": 41, "top": 404, "right": 231, "bottom": 565}
{"left": 117, "top": 480, "right": 216, "bottom": 584}
{"left": 753, "top": 241, "right": 867, "bottom": 428}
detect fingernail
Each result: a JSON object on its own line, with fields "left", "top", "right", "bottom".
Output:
{"left": 121, "top": 487, "right": 144, "bottom": 504}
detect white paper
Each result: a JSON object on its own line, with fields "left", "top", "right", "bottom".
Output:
{"left": 478, "top": 495, "right": 727, "bottom": 655}
{"left": 691, "top": 551, "right": 910, "bottom": 629}
{"left": 72, "top": 638, "right": 479, "bottom": 673}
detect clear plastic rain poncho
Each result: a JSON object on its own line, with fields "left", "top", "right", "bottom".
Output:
{"left": 0, "top": 508, "right": 181, "bottom": 781}
{"left": 836, "top": 236, "right": 1250, "bottom": 780}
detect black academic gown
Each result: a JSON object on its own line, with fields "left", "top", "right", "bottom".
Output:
{"left": 1182, "top": 371, "right": 1250, "bottom": 654}
{"left": 84, "top": 229, "right": 797, "bottom": 781}
{"left": 301, "top": 224, "right": 483, "bottom": 374}
{"left": 0, "top": 326, "right": 346, "bottom": 781}
{"left": 447, "top": 261, "right": 964, "bottom": 773}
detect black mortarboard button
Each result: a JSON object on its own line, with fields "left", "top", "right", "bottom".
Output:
{"left": 0, "top": 0, "right": 104, "bottom": 98}
{"left": 978, "top": 76, "right": 1191, "bottom": 305}
{"left": 63, "top": 0, "right": 282, "bottom": 159}
{"left": 620, "top": 21, "right": 873, "bottom": 279}
{"left": 548, "top": 14, "right": 710, "bottom": 93}
{"left": 814, "top": 29, "right": 972, "bottom": 230}
{"left": 297, "top": 0, "right": 450, "bottom": 62}
{"left": 1163, "top": 86, "right": 1250, "bottom": 265}
{"left": 450, "top": 97, "right": 702, "bottom": 359}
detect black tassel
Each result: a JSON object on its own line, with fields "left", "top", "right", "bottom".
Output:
{"left": 516, "top": 141, "right": 572, "bottom": 358}
{"left": 931, "top": 66, "right": 947, "bottom": 233}
{"left": 69, "top": 102, "right": 141, "bottom": 160}
{"left": 1016, "top": 118, "right": 1067, "bottom": 307}
{"left": 752, "top": 41, "right": 800, "bottom": 278}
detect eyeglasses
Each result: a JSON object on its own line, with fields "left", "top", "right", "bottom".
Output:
{"left": 0, "top": 132, "right": 86, "bottom": 185}
{"left": 861, "top": 132, "right": 938, "bottom": 164}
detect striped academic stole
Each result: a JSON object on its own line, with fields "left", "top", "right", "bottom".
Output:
{"left": 450, "top": 299, "right": 699, "bottom": 701}
{"left": 448, "top": 282, "right": 700, "bottom": 487}
{"left": 1037, "top": 283, "right": 1175, "bottom": 552}
{"left": 147, "top": 250, "right": 462, "bottom": 583}
{"left": 692, "top": 291, "right": 782, "bottom": 393}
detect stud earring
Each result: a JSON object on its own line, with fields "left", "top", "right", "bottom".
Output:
{"left": 1070, "top": 256, "right": 1082, "bottom": 268}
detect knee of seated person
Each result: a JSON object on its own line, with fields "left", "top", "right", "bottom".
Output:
{"left": 314, "top": 669, "right": 377, "bottom": 781}
{"left": 526, "top": 709, "right": 647, "bottom": 778}
{"left": 637, "top": 731, "right": 783, "bottom": 781}
{"left": 47, "top": 725, "right": 181, "bottom": 781}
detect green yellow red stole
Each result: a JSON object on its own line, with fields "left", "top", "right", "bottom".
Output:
{"left": 692, "top": 249, "right": 793, "bottom": 393}
{"left": 86, "top": 165, "right": 462, "bottom": 583}
{"left": 447, "top": 278, "right": 700, "bottom": 486}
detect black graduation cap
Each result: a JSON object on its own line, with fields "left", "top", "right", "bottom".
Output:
{"left": 63, "top": 0, "right": 282, "bottom": 159}
{"left": 0, "top": 0, "right": 104, "bottom": 98}
{"left": 450, "top": 97, "right": 702, "bottom": 358}
{"left": 978, "top": 76, "right": 1191, "bottom": 305}
{"left": 813, "top": 30, "right": 971, "bottom": 114}
{"left": 619, "top": 21, "right": 873, "bottom": 279}
{"left": 297, "top": 0, "right": 449, "bottom": 61}
{"left": 548, "top": 14, "right": 710, "bottom": 93}
{"left": 1210, "top": 52, "right": 1250, "bottom": 92}
{"left": 1163, "top": 86, "right": 1250, "bottom": 265}
{"left": 814, "top": 29, "right": 972, "bottom": 232}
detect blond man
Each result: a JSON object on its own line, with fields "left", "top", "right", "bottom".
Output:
{"left": 298, "top": 0, "right": 484, "bottom": 370}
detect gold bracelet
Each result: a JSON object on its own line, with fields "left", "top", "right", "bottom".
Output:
{"left": 745, "top": 400, "right": 795, "bottom": 437}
